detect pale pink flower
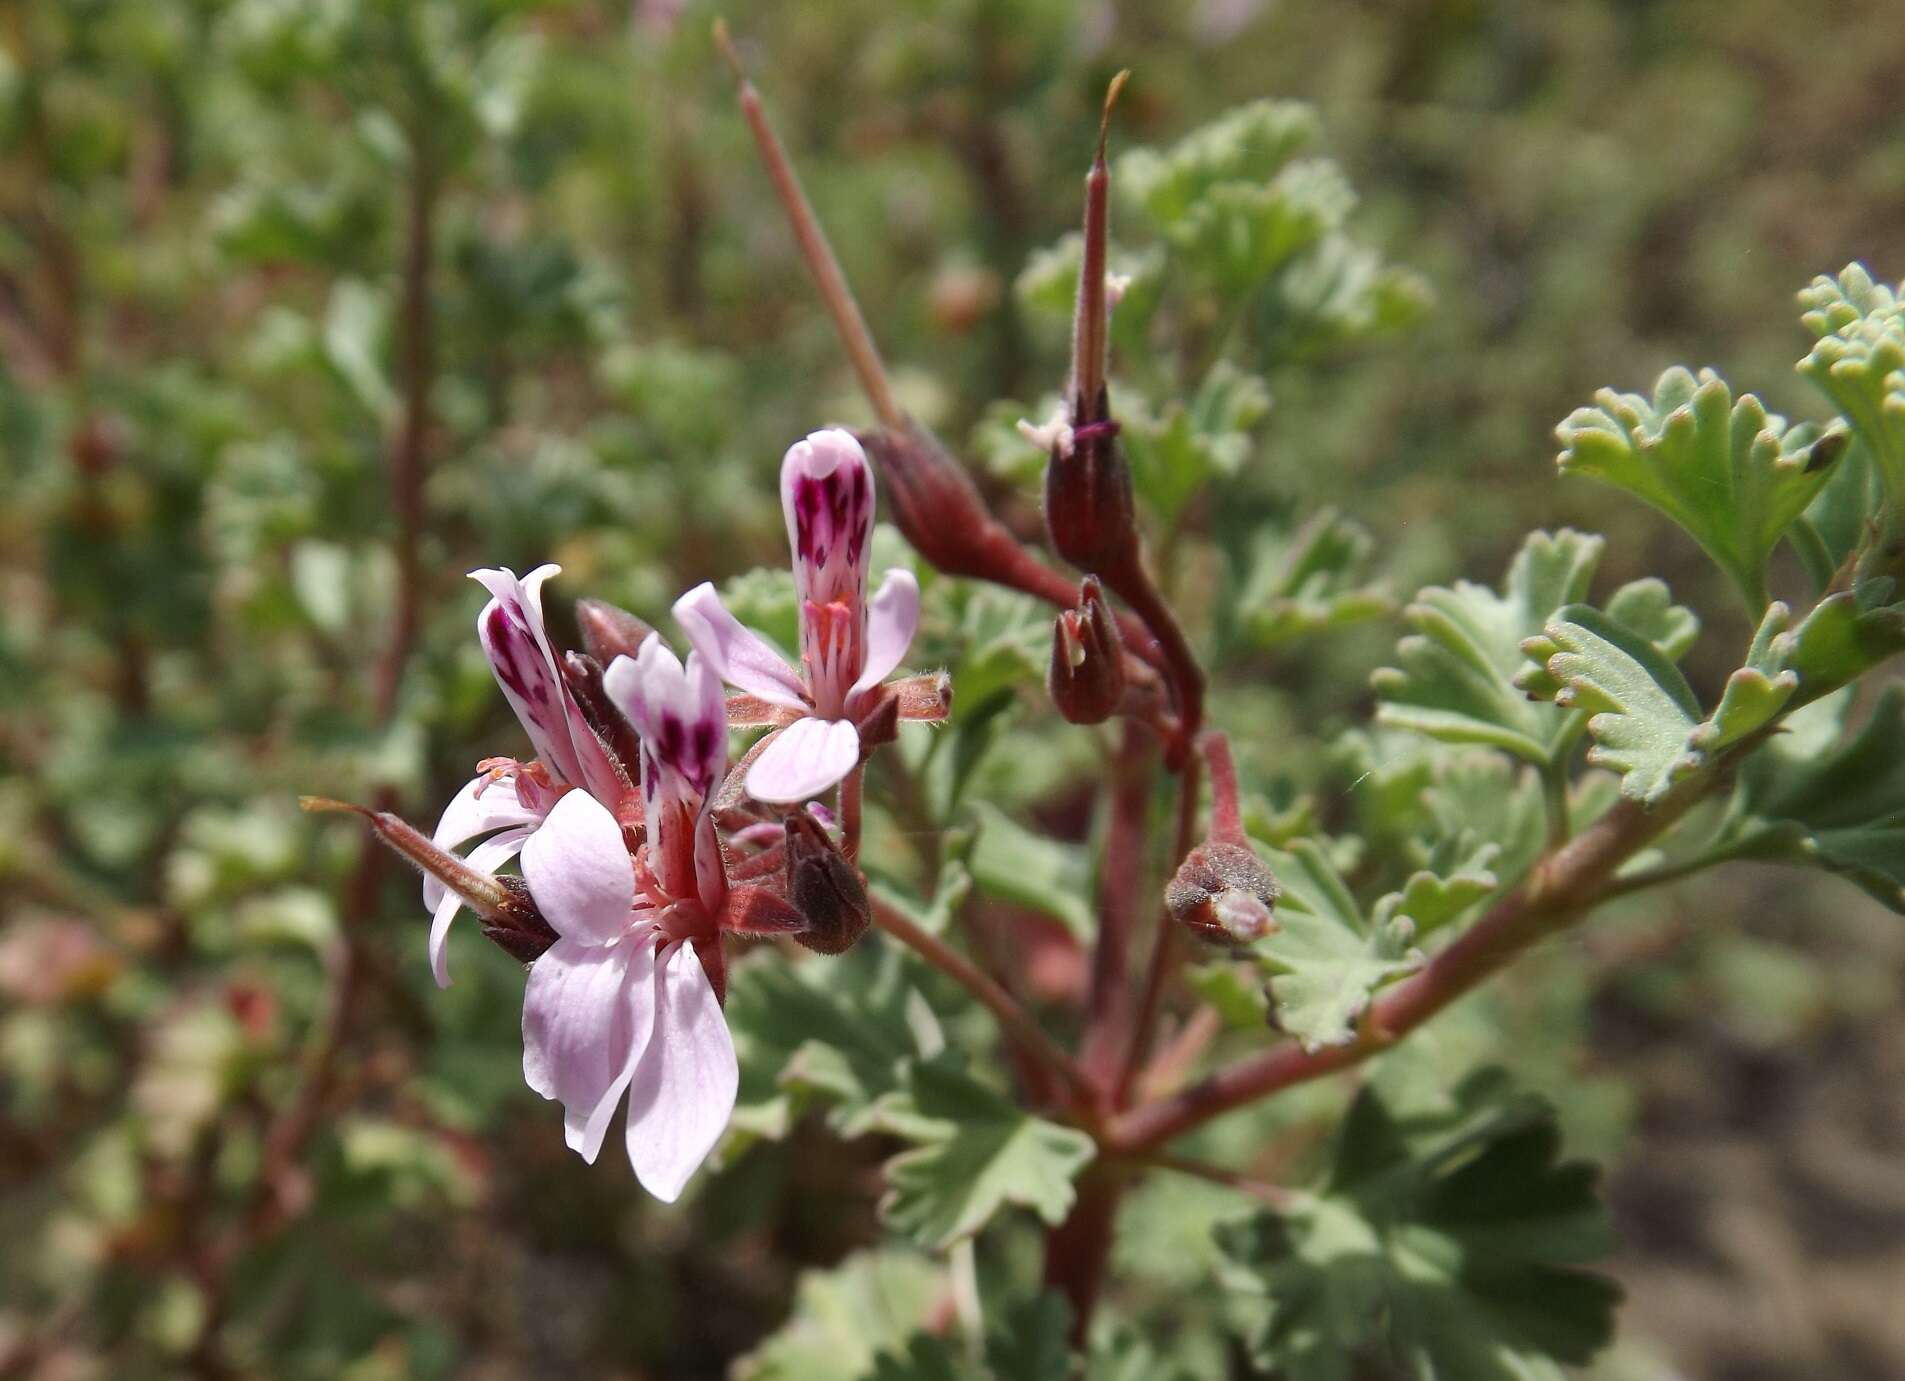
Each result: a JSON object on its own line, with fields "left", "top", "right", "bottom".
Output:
{"left": 425, "top": 564, "right": 630, "bottom": 987}
{"left": 674, "top": 429, "right": 923, "bottom": 803}
{"left": 519, "top": 634, "right": 736, "bottom": 1201}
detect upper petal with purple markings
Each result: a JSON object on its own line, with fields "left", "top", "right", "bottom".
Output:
{"left": 781, "top": 429, "right": 875, "bottom": 609}
{"left": 603, "top": 636, "right": 728, "bottom": 819}
{"left": 471, "top": 565, "right": 624, "bottom": 803}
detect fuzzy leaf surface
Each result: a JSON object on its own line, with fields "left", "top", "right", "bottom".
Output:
{"left": 877, "top": 1057, "right": 1096, "bottom": 1250}
{"left": 1556, "top": 366, "right": 1844, "bottom": 608}
{"left": 1213, "top": 1073, "right": 1619, "bottom": 1381}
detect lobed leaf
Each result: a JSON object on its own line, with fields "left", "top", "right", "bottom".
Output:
{"left": 1252, "top": 840, "right": 1423, "bottom": 1051}
{"left": 1213, "top": 1073, "right": 1619, "bottom": 1381}
{"left": 1798, "top": 263, "right": 1905, "bottom": 504}
{"left": 1237, "top": 508, "right": 1393, "bottom": 649}
{"left": 1718, "top": 685, "right": 1905, "bottom": 912}
{"left": 876, "top": 1057, "right": 1096, "bottom": 1250}
{"left": 1556, "top": 366, "right": 1845, "bottom": 609}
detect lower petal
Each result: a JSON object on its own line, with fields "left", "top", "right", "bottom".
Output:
{"left": 521, "top": 933, "right": 659, "bottom": 1164}
{"left": 623, "top": 940, "right": 737, "bottom": 1202}
{"left": 427, "top": 826, "right": 532, "bottom": 988}
{"left": 743, "top": 717, "right": 862, "bottom": 804}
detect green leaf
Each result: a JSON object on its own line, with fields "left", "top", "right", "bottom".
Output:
{"left": 1372, "top": 843, "right": 1501, "bottom": 941}
{"left": 966, "top": 803, "right": 1094, "bottom": 941}
{"left": 868, "top": 1337, "right": 987, "bottom": 1381}
{"left": 983, "top": 1295, "right": 1075, "bottom": 1381}
{"left": 1517, "top": 603, "right": 1796, "bottom": 803}
{"left": 1719, "top": 685, "right": 1905, "bottom": 912}
{"left": 877, "top": 1056, "right": 1096, "bottom": 1250}
{"left": 1556, "top": 366, "right": 1845, "bottom": 609}
{"left": 1798, "top": 263, "right": 1905, "bottom": 504}
{"left": 1773, "top": 579, "right": 1905, "bottom": 691}
{"left": 1118, "top": 99, "right": 1321, "bottom": 228}
{"left": 1120, "top": 364, "right": 1272, "bottom": 521}
{"left": 1237, "top": 508, "right": 1393, "bottom": 649}
{"left": 1252, "top": 840, "right": 1423, "bottom": 1051}
{"left": 1419, "top": 752, "right": 1548, "bottom": 885}
{"left": 1372, "top": 530, "right": 1606, "bottom": 764}
{"left": 1168, "top": 160, "right": 1353, "bottom": 294}
{"left": 1213, "top": 1072, "right": 1619, "bottom": 1381}
{"left": 732, "top": 1248, "right": 949, "bottom": 1381}
{"left": 1601, "top": 578, "right": 1700, "bottom": 661}
{"left": 871, "top": 1294, "right": 1076, "bottom": 1381}
{"left": 724, "top": 945, "right": 928, "bottom": 1145}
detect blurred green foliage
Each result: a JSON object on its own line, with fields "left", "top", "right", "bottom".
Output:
{"left": 5, "top": 0, "right": 1904, "bottom": 1377}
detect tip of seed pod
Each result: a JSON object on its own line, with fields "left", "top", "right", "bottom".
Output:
{"left": 1097, "top": 70, "right": 1131, "bottom": 165}
{"left": 712, "top": 19, "right": 744, "bottom": 81}
{"left": 299, "top": 795, "right": 368, "bottom": 818}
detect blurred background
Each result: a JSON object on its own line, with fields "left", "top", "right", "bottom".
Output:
{"left": 3, "top": 1, "right": 1904, "bottom": 1376}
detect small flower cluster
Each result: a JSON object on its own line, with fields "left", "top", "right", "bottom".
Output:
{"left": 397, "top": 430, "right": 948, "bottom": 1200}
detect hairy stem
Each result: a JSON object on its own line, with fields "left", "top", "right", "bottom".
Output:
{"left": 868, "top": 895, "right": 1091, "bottom": 1096}
{"left": 715, "top": 22, "right": 902, "bottom": 430}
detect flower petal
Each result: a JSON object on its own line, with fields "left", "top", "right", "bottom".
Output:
{"left": 744, "top": 716, "right": 861, "bottom": 803}
{"left": 472, "top": 565, "right": 588, "bottom": 789}
{"left": 624, "top": 940, "right": 737, "bottom": 1202}
{"left": 423, "top": 773, "right": 539, "bottom": 911}
{"left": 522, "top": 934, "right": 659, "bottom": 1164}
{"left": 781, "top": 429, "right": 875, "bottom": 609}
{"left": 520, "top": 790, "right": 633, "bottom": 944}
{"left": 671, "top": 582, "right": 807, "bottom": 710}
{"left": 605, "top": 635, "right": 729, "bottom": 815}
{"left": 849, "top": 567, "right": 920, "bottom": 699}
{"left": 427, "top": 825, "right": 532, "bottom": 988}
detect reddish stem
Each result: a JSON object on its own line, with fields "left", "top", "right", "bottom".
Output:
{"left": 1106, "top": 781, "right": 1709, "bottom": 1153}
{"left": 868, "top": 895, "right": 1091, "bottom": 1097}
{"left": 1115, "top": 751, "right": 1202, "bottom": 1102}
{"left": 1078, "top": 725, "right": 1155, "bottom": 1088}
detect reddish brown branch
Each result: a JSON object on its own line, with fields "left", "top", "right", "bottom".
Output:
{"left": 1078, "top": 724, "right": 1155, "bottom": 1088}
{"left": 868, "top": 895, "right": 1091, "bottom": 1097}
{"left": 1106, "top": 778, "right": 1711, "bottom": 1153}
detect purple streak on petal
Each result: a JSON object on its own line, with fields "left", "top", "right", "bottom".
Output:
{"left": 623, "top": 939, "right": 737, "bottom": 1202}
{"left": 743, "top": 716, "right": 861, "bottom": 804}
{"left": 472, "top": 564, "right": 589, "bottom": 789}
{"left": 521, "top": 931, "right": 659, "bottom": 1164}
{"left": 423, "top": 773, "right": 541, "bottom": 911}
{"left": 672, "top": 582, "right": 806, "bottom": 709}
{"left": 520, "top": 789, "right": 634, "bottom": 944}
{"left": 427, "top": 824, "right": 532, "bottom": 988}
{"left": 780, "top": 430, "right": 875, "bottom": 611}
{"left": 849, "top": 567, "right": 920, "bottom": 700}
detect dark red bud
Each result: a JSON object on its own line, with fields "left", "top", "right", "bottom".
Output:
{"left": 784, "top": 812, "right": 870, "bottom": 955}
{"left": 1043, "top": 388, "right": 1137, "bottom": 576}
{"left": 854, "top": 687, "right": 902, "bottom": 754}
{"left": 1048, "top": 575, "right": 1125, "bottom": 723}
{"left": 575, "top": 598, "right": 655, "bottom": 667}
{"left": 857, "top": 423, "right": 1011, "bottom": 581}
{"left": 481, "top": 876, "right": 560, "bottom": 965}
{"left": 1166, "top": 841, "right": 1279, "bottom": 947}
